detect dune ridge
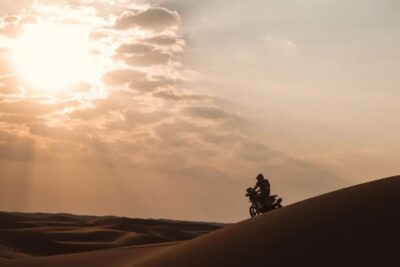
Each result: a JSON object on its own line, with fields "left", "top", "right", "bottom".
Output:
{"left": 1, "top": 175, "right": 399, "bottom": 267}
{"left": 134, "top": 175, "right": 400, "bottom": 267}
{"left": 0, "top": 212, "right": 223, "bottom": 261}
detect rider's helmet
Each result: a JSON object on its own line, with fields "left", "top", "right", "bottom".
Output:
{"left": 256, "top": 173, "right": 264, "bottom": 181}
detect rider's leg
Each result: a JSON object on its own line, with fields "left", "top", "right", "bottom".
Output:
{"left": 260, "top": 193, "right": 268, "bottom": 207}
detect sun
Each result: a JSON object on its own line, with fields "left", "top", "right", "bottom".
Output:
{"left": 11, "top": 22, "right": 92, "bottom": 92}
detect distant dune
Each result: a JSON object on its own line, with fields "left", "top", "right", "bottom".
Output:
{"left": 1, "top": 176, "right": 399, "bottom": 267}
{"left": 0, "top": 212, "right": 223, "bottom": 266}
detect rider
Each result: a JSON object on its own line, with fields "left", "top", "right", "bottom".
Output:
{"left": 246, "top": 188, "right": 263, "bottom": 209}
{"left": 253, "top": 173, "right": 270, "bottom": 207}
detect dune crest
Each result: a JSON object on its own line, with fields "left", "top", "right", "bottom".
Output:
{"left": 2, "top": 176, "right": 400, "bottom": 267}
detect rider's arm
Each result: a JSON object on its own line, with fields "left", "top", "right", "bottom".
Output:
{"left": 253, "top": 181, "right": 260, "bottom": 191}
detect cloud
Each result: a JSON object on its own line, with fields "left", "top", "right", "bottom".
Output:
{"left": 69, "top": 82, "right": 92, "bottom": 93}
{"left": 155, "top": 119, "right": 200, "bottom": 147}
{"left": 130, "top": 79, "right": 172, "bottom": 92}
{"left": 0, "top": 99, "right": 79, "bottom": 115}
{"left": 0, "top": 15, "right": 38, "bottom": 38}
{"left": 153, "top": 90, "right": 210, "bottom": 102}
{"left": 0, "top": 130, "right": 35, "bottom": 161}
{"left": 238, "top": 141, "right": 274, "bottom": 162}
{"left": 201, "top": 131, "right": 242, "bottom": 145}
{"left": 37, "top": 0, "right": 84, "bottom": 6}
{"left": 89, "top": 30, "right": 108, "bottom": 40}
{"left": 0, "top": 113, "right": 42, "bottom": 125}
{"left": 116, "top": 50, "right": 171, "bottom": 66}
{"left": 0, "top": 22, "right": 22, "bottom": 38}
{"left": 0, "top": 75, "right": 20, "bottom": 94}
{"left": 116, "top": 43, "right": 154, "bottom": 54}
{"left": 264, "top": 34, "right": 297, "bottom": 52}
{"left": 68, "top": 107, "right": 100, "bottom": 120}
{"left": 183, "top": 106, "right": 232, "bottom": 119}
{"left": 152, "top": 90, "right": 181, "bottom": 101}
{"left": 0, "top": 53, "right": 13, "bottom": 75}
{"left": 26, "top": 123, "right": 93, "bottom": 151}
{"left": 102, "top": 69, "right": 145, "bottom": 86}
{"left": 114, "top": 42, "right": 174, "bottom": 67}
{"left": 0, "top": 0, "right": 33, "bottom": 16}
{"left": 0, "top": 0, "right": 347, "bottom": 222}
{"left": 115, "top": 7, "right": 179, "bottom": 31}
{"left": 19, "top": 15, "right": 37, "bottom": 24}
{"left": 141, "top": 35, "right": 181, "bottom": 46}
{"left": 68, "top": 90, "right": 139, "bottom": 121}
{"left": 124, "top": 110, "right": 170, "bottom": 124}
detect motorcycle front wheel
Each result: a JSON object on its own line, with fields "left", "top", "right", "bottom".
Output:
{"left": 249, "top": 205, "right": 258, "bottom": 217}
{"left": 275, "top": 198, "right": 283, "bottom": 208}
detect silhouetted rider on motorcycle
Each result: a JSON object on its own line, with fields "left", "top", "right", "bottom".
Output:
{"left": 246, "top": 173, "right": 282, "bottom": 217}
{"left": 253, "top": 173, "right": 270, "bottom": 207}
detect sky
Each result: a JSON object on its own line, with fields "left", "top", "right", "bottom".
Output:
{"left": 0, "top": 0, "right": 399, "bottom": 222}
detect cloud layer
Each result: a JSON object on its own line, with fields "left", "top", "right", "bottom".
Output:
{"left": 0, "top": 0, "right": 346, "bottom": 222}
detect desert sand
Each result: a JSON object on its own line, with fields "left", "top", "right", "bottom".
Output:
{"left": 1, "top": 175, "right": 399, "bottom": 267}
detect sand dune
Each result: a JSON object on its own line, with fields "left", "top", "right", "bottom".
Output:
{"left": 1, "top": 175, "right": 399, "bottom": 267}
{"left": 0, "top": 212, "right": 222, "bottom": 266}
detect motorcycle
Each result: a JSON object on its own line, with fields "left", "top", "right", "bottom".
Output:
{"left": 246, "top": 187, "right": 283, "bottom": 217}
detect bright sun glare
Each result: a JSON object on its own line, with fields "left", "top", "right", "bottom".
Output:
{"left": 12, "top": 22, "right": 92, "bottom": 92}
